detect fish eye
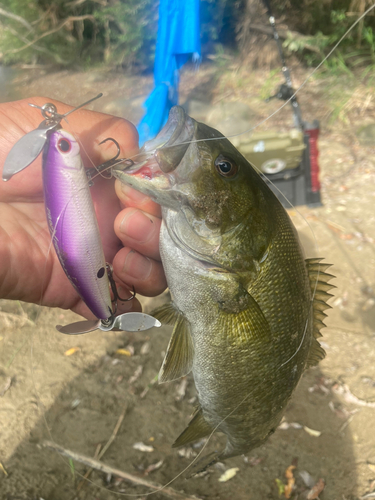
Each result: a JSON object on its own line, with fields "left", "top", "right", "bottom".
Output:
{"left": 214, "top": 155, "right": 238, "bottom": 178}
{"left": 58, "top": 138, "right": 71, "bottom": 153}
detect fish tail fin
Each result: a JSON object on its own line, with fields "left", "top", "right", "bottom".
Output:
{"left": 305, "top": 258, "right": 336, "bottom": 367}
{"left": 186, "top": 451, "right": 221, "bottom": 478}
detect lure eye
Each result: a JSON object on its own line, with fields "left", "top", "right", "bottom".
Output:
{"left": 215, "top": 155, "right": 238, "bottom": 178}
{"left": 97, "top": 267, "right": 105, "bottom": 279}
{"left": 58, "top": 138, "right": 71, "bottom": 153}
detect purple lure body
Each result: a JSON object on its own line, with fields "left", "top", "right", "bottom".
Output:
{"left": 42, "top": 129, "right": 112, "bottom": 320}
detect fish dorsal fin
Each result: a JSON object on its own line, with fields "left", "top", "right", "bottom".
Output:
{"left": 154, "top": 302, "right": 194, "bottom": 383}
{"left": 172, "top": 407, "right": 213, "bottom": 448}
{"left": 307, "top": 338, "right": 327, "bottom": 366}
{"left": 306, "top": 258, "right": 336, "bottom": 367}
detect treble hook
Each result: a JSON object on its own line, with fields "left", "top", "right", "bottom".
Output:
{"left": 86, "top": 137, "right": 134, "bottom": 185}
{"left": 106, "top": 263, "right": 136, "bottom": 310}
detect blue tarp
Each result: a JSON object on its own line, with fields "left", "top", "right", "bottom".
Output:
{"left": 137, "top": 0, "right": 201, "bottom": 146}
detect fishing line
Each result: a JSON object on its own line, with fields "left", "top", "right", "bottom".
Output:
{"left": 25, "top": 5, "right": 363, "bottom": 496}
{"left": 161, "top": 2, "right": 375, "bottom": 149}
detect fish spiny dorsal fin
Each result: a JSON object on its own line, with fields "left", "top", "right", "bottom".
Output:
{"left": 307, "top": 338, "right": 327, "bottom": 367}
{"left": 155, "top": 302, "right": 194, "bottom": 383}
{"left": 306, "top": 258, "right": 335, "bottom": 367}
{"left": 172, "top": 407, "right": 213, "bottom": 448}
{"left": 308, "top": 270, "right": 336, "bottom": 284}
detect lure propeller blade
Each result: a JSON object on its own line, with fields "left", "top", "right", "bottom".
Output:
{"left": 56, "top": 320, "right": 101, "bottom": 335}
{"left": 56, "top": 312, "right": 162, "bottom": 335}
{"left": 110, "top": 312, "right": 162, "bottom": 332}
{"left": 2, "top": 127, "right": 48, "bottom": 181}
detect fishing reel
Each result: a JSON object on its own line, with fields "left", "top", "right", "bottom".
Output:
{"left": 265, "top": 83, "right": 296, "bottom": 102}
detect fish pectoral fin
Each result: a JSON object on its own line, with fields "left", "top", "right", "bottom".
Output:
{"left": 306, "top": 258, "right": 335, "bottom": 367}
{"left": 172, "top": 408, "right": 213, "bottom": 448}
{"left": 158, "top": 310, "right": 194, "bottom": 383}
{"left": 151, "top": 301, "right": 182, "bottom": 326}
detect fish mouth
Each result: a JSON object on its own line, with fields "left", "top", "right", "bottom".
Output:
{"left": 142, "top": 106, "right": 192, "bottom": 156}
{"left": 112, "top": 106, "right": 194, "bottom": 200}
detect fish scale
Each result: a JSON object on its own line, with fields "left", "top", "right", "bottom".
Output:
{"left": 113, "top": 105, "right": 334, "bottom": 472}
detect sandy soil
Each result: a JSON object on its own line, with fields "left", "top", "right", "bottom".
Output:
{"left": 0, "top": 61, "right": 374, "bottom": 500}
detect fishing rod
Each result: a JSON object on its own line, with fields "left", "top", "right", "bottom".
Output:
{"left": 259, "top": 0, "right": 322, "bottom": 206}
{"left": 261, "top": 0, "right": 304, "bottom": 129}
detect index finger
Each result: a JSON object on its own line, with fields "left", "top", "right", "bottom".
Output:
{"left": 0, "top": 97, "right": 139, "bottom": 200}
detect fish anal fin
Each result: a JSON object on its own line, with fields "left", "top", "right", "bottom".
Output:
{"left": 158, "top": 312, "right": 194, "bottom": 383}
{"left": 172, "top": 408, "right": 213, "bottom": 448}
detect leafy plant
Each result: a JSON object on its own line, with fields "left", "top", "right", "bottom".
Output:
{"left": 0, "top": 0, "right": 157, "bottom": 68}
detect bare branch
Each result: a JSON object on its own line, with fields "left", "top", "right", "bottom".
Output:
{"left": 5, "top": 14, "right": 95, "bottom": 55}
{"left": 77, "top": 403, "right": 128, "bottom": 491}
{"left": 3, "top": 23, "right": 65, "bottom": 63}
{"left": 42, "top": 440, "right": 202, "bottom": 500}
{"left": 248, "top": 24, "right": 322, "bottom": 54}
{"left": 0, "top": 6, "right": 35, "bottom": 32}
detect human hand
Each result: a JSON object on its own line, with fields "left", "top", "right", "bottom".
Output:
{"left": 0, "top": 97, "right": 166, "bottom": 319}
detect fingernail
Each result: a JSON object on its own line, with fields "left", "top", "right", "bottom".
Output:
{"left": 120, "top": 209, "right": 155, "bottom": 243}
{"left": 123, "top": 250, "right": 152, "bottom": 280}
{"left": 121, "top": 183, "right": 149, "bottom": 204}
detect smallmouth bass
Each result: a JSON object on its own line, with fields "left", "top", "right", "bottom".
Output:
{"left": 113, "top": 106, "right": 334, "bottom": 470}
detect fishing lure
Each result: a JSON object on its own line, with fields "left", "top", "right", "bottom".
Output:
{"left": 2, "top": 96, "right": 161, "bottom": 335}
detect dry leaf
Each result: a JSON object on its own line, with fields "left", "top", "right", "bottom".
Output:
{"left": 284, "top": 465, "right": 296, "bottom": 498}
{"left": 307, "top": 478, "right": 325, "bottom": 499}
{"left": 299, "top": 470, "right": 315, "bottom": 488}
{"left": 129, "top": 365, "right": 143, "bottom": 384}
{"left": 175, "top": 377, "right": 188, "bottom": 401}
{"left": 64, "top": 347, "right": 80, "bottom": 356}
{"left": 140, "top": 342, "right": 151, "bottom": 355}
{"left": 332, "top": 383, "right": 375, "bottom": 408}
{"left": 144, "top": 460, "right": 163, "bottom": 475}
{"left": 116, "top": 348, "right": 132, "bottom": 357}
{"left": 279, "top": 421, "right": 303, "bottom": 430}
{"left": 304, "top": 426, "right": 321, "bottom": 437}
{"left": 218, "top": 467, "right": 239, "bottom": 482}
{"left": 243, "top": 455, "right": 264, "bottom": 466}
{"left": 368, "top": 463, "right": 375, "bottom": 473}
{"left": 133, "top": 442, "right": 154, "bottom": 453}
{"left": 0, "top": 462, "right": 8, "bottom": 476}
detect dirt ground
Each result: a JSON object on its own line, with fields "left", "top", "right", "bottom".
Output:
{"left": 0, "top": 60, "right": 375, "bottom": 500}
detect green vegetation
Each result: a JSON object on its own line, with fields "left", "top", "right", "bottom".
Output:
{"left": 0, "top": 0, "right": 157, "bottom": 68}
{"left": 279, "top": 1, "right": 375, "bottom": 77}
{"left": 0, "top": 0, "right": 374, "bottom": 73}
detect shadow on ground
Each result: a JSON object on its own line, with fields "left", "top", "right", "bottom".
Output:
{"left": 0, "top": 302, "right": 360, "bottom": 500}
